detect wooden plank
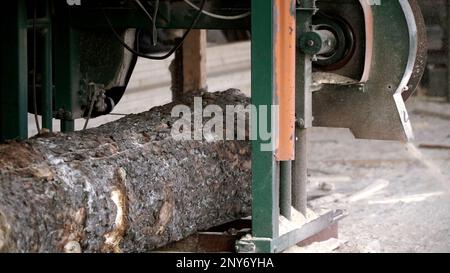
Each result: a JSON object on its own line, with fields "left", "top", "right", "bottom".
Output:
{"left": 182, "top": 29, "right": 207, "bottom": 92}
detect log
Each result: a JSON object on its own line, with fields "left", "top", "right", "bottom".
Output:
{"left": 0, "top": 90, "right": 252, "bottom": 253}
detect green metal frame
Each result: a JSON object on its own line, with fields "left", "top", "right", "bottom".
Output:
{"left": 249, "top": 0, "right": 330, "bottom": 253}
{"left": 40, "top": 0, "right": 53, "bottom": 131}
{"left": 0, "top": 0, "right": 28, "bottom": 142}
{"left": 1, "top": 0, "right": 55, "bottom": 140}
{"left": 250, "top": 0, "right": 279, "bottom": 253}
{"left": 54, "top": 1, "right": 80, "bottom": 133}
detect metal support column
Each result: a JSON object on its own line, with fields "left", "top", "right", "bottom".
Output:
{"left": 293, "top": 1, "right": 315, "bottom": 216}
{"left": 54, "top": 3, "right": 79, "bottom": 133}
{"left": 251, "top": 0, "right": 279, "bottom": 253}
{"left": 280, "top": 161, "right": 292, "bottom": 220}
{"left": 293, "top": 128, "right": 308, "bottom": 214}
{"left": 0, "top": 0, "right": 28, "bottom": 142}
{"left": 276, "top": 0, "right": 297, "bottom": 221}
{"left": 448, "top": 0, "right": 450, "bottom": 102}
{"left": 250, "top": 0, "right": 297, "bottom": 253}
{"left": 41, "top": 0, "right": 53, "bottom": 131}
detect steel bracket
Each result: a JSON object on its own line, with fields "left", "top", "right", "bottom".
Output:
{"left": 236, "top": 210, "right": 347, "bottom": 253}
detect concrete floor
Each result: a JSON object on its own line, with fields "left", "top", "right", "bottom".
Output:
{"left": 27, "top": 41, "right": 450, "bottom": 252}
{"left": 308, "top": 97, "right": 450, "bottom": 253}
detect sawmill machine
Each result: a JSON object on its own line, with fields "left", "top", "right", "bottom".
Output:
{"left": 0, "top": 0, "right": 427, "bottom": 252}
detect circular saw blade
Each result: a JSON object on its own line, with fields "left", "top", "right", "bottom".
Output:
{"left": 403, "top": 0, "right": 428, "bottom": 101}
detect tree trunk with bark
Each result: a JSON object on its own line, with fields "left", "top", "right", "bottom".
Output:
{"left": 0, "top": 90, "right": 252, "bottom": 253}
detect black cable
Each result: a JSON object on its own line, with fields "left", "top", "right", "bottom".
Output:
{"left": 102, "top": 0, "right": 206, "bottom": 60}
{"left": 32, "top": 0, "right": 41, "bottom": 134}
{"left": 133, "top": 0, "right": 157, "bottom": 45}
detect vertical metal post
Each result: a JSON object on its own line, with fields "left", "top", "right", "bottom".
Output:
{"left": 448, "top": 0, "right": 450, "bottom": 102}
{"left": 275, "top": 0, "right": 296, "bottom": 221}
{"left": 293, "top": 128, "right": 308, "bottom": 214}
{"left": 0, "top": 0, "right": 28, "bottom": 141}
{"left": 54, "top": 3, "right": 79, "bottom": 133}
{"left": 251, "top": 0, "right": 279, "bottom": 253}
{"left": 60, "top": 119, "right": 75, "bottom": 132}
{"left": 41, "top": 0, "right": 53, "bottom": 131}
{"left": 280, "top": 161, "right": 292, "bottom": 219}
{"left": 293, "top": 1, "right": 315, "bottom": 215}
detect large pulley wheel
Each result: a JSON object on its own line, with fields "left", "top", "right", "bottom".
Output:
{"left": 312, "top": 0, "right": 426, "bottom": 101}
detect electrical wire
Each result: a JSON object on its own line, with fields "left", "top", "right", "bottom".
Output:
{"left": 103, "top": 0, "right": 206, "bottom": 60}
{"left": 133, "top": 0, "right": 158, "bottom": 45}
{"left": 32, "top": 0, "right": 41, "bottom": 134}
{"left": 151, "top": 0, "right": 159, "bottom": 46}
{"left": 183, "top": 0, "right": 250, "bottom": 20}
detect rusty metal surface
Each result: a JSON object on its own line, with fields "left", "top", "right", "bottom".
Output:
{"left": 156, "top": 219, "right": 252, "bottom": 253}
{"left": 155, "top": 232, "right": 240, "bottom": 253}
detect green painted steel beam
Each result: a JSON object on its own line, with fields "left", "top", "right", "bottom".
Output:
{"left": 54, "top": 2, "right": 81, "bottom": 133}
{"left": 251, "top": 0, "right": 279, "bottom": 252}
{"left": 0, "top": 0, "right": 28, "bottom": 141}
{"left": 280, "top": 161, "right": 292, "bottom": 220}
{"left": 41, "top": 0, "right": 53, "bottom": 131}
{"left": 60, "top": 120, "right": 75, "bottom": 133}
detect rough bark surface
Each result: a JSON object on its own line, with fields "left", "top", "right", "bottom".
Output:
{"left": 0, "top": 90, "right": 251, "bottom": 253}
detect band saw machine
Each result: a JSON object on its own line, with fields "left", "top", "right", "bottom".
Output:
{"left": 0, "top": 0, "right": 427, "bottom": 252}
